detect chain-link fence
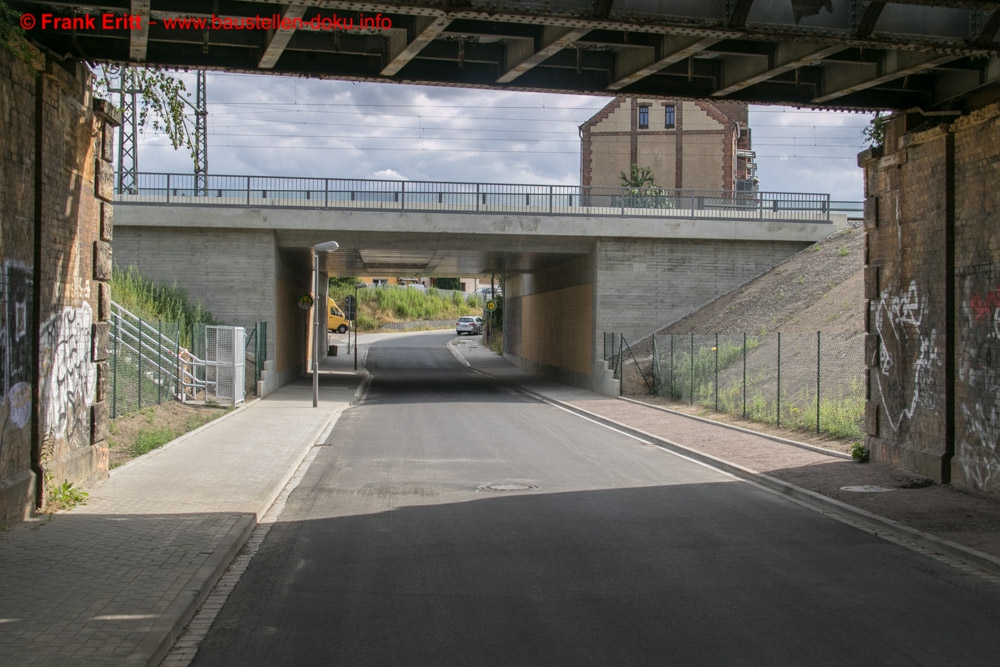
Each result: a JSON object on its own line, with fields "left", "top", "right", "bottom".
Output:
{"left": 109, "top": 311, "right": 185, "bottom": 418}
{"left": 605, "top": 331, "right": 865, "bottom": 439}
{"left": 110, "top": 304, "right": 268, "bottom": 417}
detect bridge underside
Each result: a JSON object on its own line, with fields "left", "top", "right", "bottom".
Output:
{"left": 11, "top": 0, "right": 1000, "bottom": 110}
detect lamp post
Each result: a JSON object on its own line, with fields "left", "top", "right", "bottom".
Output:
{"left": 354, "top": 282, "right": 366, "bottom": 370}
{"left": 313, "top": 241, "right": 340, "bottom": 407}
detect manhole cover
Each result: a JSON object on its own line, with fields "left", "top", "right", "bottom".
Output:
{"left": 840, "top": 485, "right": 897, "bottom": 493}
{"left": 477, "top": 483, "right": 539, "bottom": 492}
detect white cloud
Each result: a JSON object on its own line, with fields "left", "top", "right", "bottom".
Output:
{"left": 132, "top": 72, "right": 871, "bottom": 205}
{"left": 371, "top": 168, "right": 408, "bottom": 180}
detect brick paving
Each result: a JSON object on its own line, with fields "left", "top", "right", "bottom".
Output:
{"left": 0, "top": 358, "right": 364, "bottom": 667}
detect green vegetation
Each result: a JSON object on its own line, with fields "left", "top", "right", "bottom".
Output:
{"left": 861, "top": 111, "right": 887, "bottom": 151}
{"left": 620, "top": 163, "right": 672, "bottom": 209}
{"left": 851, "top": 441, "right": 870, "bottom": 462}
{"left": 329, "top": 282, "right": 482, "bottom": 331}
{"left": 661, "top": 340, "right": 864, "bottom": 440}
{"left": 111, "top": 266, "right": 215, "bottom": 348}
{"left": 837, "top": 245, "right": 850, "bottom": 257}
{"left": 38, "top": 429, "right": 89, "bottom": 512}
{"left": 108, "top": 406, "right": 232, "bottom": 468}
{"left": 45, "top": 481, "right": 89, "bottom": 512}
{"left": 666, "top": 337, "right": 759, "bottom": 402}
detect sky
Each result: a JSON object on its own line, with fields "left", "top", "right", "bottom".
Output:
{"left": 131, "top": 71, "right": 876, "bottom": 207}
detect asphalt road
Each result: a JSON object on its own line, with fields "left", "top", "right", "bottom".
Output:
{"left": 193, "top": 332, "right": 1000, "bottom": 666}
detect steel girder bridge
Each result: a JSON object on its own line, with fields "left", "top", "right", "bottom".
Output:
{"left": 9, "top": 1, "right": 1000, "bottom": 111}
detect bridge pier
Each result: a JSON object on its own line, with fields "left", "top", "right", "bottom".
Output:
{"left": 0, "top": 48, "right": 119, "bottom": 527}
{"left": 112, "top": 226, "right": 316, "bottom": 395}
{"left": 860, "top": 104, "right": 1000, "bottom": 493}
{"left": 502, "top": 237, "right": 816, "bottom": 394}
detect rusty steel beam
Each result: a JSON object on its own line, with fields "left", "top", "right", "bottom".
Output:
{"left": 382, "top": 15, "right": 451, "bottom": 76}
{"left": 258, "top": 5, "right": 308, "bottom": 69}
{"left": 129, "top": 0, "right": 149, "bottom": 61}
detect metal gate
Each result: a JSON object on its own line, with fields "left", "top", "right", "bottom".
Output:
{"left": 205, "top": 325, "right": 245, "bottom": 405}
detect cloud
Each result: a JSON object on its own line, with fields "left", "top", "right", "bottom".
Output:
{"left": 132, "top": 72, "right": 867, "bottom": 204}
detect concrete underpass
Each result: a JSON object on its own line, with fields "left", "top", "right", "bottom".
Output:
{"left": 112, "top": 198, "right": 840, "bottom": 395}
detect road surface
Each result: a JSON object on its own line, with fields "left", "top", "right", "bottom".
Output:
{"left": 192, "top": 332, "right": 1000, "bottom": 665}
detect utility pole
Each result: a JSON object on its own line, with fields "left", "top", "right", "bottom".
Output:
{"left": 117, "top": 67, "right": 140, "bottom": 195}
{"left": 193, "top": 70, "right": 208, "bottom": 195}
{"left": 116, "top": 68, "right": 208, "bottom": 195}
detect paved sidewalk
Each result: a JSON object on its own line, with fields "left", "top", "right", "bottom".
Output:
{"left": 0, "top": 352, "right": 367, "bottom": 667}
{"left": 450, "top": 337, "right": 1000, "bottom": 580}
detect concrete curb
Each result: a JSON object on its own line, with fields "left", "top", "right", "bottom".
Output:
{"left": 538, "top": 391, "right": 1000, "bottom": 580}
{"left": 451, "top": 349, "right": 1000, "bottom": 581}
{"left": 616, "top": 395, "right": 853, "bottom": 460}
{"left": 142, "top": 380, "right": 364, "bottom": 666}
{"left": 143, "top": 515, "right": 256, "bottom": 667}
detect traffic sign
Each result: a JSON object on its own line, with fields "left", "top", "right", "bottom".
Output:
{"left": 486, "top": 300, "right": 497, "bottom": 312}
{"left": 297, "top": 293, "right": 314, "bottom": 311}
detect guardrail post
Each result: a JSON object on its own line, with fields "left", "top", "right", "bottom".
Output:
{"left": 714, "top": 332, "right": 719, "bottom": 412}
{"left": 619, "top": 333, "right": 624, "bottom": 397}
{"left": 165, "top": 174, "right": 170, "bottom": 204}
{"left": 776, "top": 332, "right": 781, "bottom": 427}
{"left": 401, "top": 181, "right": 406, "bottom": 211}
{"left": 742, "top": 332, "right": 747, "bottom": 419}
{"left": 816, "top": 331, "right": 821, "bottom": 434}
{"left": 670, "top": 334, "right": 674, "bottom": 399}
{"left": 157, "top": 321, "right": 163, "bottom": 404}
{"left": 137, "top": 316, "right": 143, "bottom": 410}
{"left": 689, "top": 333, "right": 694, "bottom": 405}
{"left": 549, "top": 185, "right": 553, "bottom": 213}
{"left": 246, "top": 176, "right": 250, "bottom": 206}
{"left": 112, "top": 314, "right": 118, "bottom": 417}
{"left": 324, "top": 179, "right": 329, "bottom": 208}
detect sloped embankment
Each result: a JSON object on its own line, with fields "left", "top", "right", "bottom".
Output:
{"left": 626, "top": 224, "right": 866, "bottom": 443}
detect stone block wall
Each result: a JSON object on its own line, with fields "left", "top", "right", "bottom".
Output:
{"left": 860, "top": 104, "right": 1000, "bottom": 491}
{"left": 0, "top": 45, "right": 118, "bottom": 526}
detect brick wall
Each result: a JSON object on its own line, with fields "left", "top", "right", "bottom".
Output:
{"left": 860, "top": 104, "right": 1000, "bottom": 491}
{"left": 580, "top": 97, "right": 745, "bottom": 191}
{"left": 0, "top": 45, "right": 118, "bottom": 526}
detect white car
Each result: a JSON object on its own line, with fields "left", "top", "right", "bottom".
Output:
{"left": 456, "top": 316, "right": 483, "bottom": 335}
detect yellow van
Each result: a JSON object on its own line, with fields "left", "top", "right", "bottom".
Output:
{"left": 327, "top": 298, "right": 351, "bottom": 333}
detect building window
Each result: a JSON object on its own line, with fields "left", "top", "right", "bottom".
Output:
{"left": 664, "top": 105, "right": 676, "bottom": 129}
{"left": 638, "top": 105, "right": 649, "bottom": 129}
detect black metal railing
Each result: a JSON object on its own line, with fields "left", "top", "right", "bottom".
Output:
{"left": 115, "top": 172, "right": 838, "bottom": 223}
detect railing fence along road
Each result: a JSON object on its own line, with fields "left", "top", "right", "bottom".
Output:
{"left": 115, "top": 173, "right": 850, "bottom": 223}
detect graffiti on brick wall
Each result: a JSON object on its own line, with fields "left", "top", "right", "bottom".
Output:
{"left": 958, "top": 280, "right": 1000, "bottom": 488}
{"left": 40, "top": 301, "right": 95, "bottom": 443}
{"left": 874, "top": 280, "right": 941, "bottom": 431}
{"left": 0, "top": 262, "right": 33, "bottom": 470}
{"left": 969, "top": 286, "right": 1000, "bottom": 322}
{"left": 1, "top": 263, "right": 33, "bottom": 430}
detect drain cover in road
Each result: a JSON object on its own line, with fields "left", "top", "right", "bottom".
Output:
{"left": 478, "top": 483, "right": 539, "bottom": 492}
{"left": 840, "top": 485, "right": 897, "bottom": 493}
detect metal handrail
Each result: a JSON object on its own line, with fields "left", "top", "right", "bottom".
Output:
{"left": 114, "top": 172, "right": 838, "bottom": 223}
{"left": 110, "top": 302, "right": 212, "bottom": 403}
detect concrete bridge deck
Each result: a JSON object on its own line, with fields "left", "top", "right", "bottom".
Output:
{"left": 113, "top": 173, "right": 844, "bottom": 397}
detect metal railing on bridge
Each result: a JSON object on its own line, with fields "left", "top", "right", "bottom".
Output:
{"left": 116, "top": 173, "right": 837, "bottom": 223}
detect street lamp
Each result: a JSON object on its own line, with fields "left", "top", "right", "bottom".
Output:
{"left": 313, "top": 241, "right": 340, "bottom": 407}
{"left": 354, "top": 282, "right": 366, "bottom": 370}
